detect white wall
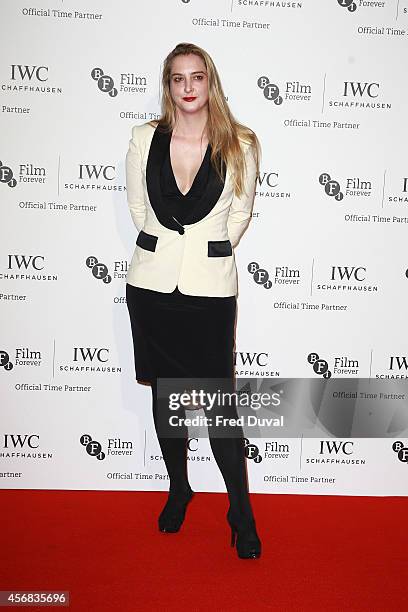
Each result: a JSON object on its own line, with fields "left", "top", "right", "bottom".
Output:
{"left": 1, "top": 0, "right": 408, "bottom": 495}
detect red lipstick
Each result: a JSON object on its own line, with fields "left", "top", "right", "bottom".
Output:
{"left": 183, "top": 96, "right": 196, "bottom": 102}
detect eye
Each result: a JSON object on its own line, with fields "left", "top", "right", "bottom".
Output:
{"left": 194, "top": 75, "right": 204, "bottom": 80}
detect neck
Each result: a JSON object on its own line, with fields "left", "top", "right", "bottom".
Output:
{"left": 173, "top": 108, "right": 208, "bottom": 140}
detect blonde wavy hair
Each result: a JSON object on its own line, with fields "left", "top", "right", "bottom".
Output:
{"left": 148, "top": 42, "right": 261, "bottom": 198}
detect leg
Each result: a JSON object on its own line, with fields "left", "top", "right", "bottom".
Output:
{"left": 151, "top": 380, "right": 194, "bottom": 533}
{"left": 207, "top": 389, "right": 253, "bottom": 518}
{"left": 207, "top": 386, "right": 262, "bottom": 558}
{"left": 151, "top": 380, "right": 191, "bottom": 496}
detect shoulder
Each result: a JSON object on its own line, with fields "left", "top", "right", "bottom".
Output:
{"left": 129, "top": 122, "right": 157, "bottom": 156}
{"left": 238, "top": 137, "right": 252, "bottom": 153}
{"left": 237, "top": 136, "right": 256, "bottom": 162}
{"left": 131, "top": 121, "right": 156, "bottom": 141}
{"left": 239, "top": 126, "right": 258, "bottom": 145}
{"left": 237, "top": 132, "right": 257, "bottom": 160}
{"left": 237, "top": 127, "right": 260, "bottom": 169}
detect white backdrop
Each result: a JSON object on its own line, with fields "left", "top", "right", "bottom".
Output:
{"left": 1, "top": 0, "right": 408, "bottom": 495}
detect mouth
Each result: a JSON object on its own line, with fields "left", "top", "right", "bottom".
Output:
{"left": 182, "top": 96, "right": 197, "bottom": 102}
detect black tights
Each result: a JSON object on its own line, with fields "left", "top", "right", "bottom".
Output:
{"left": 151, "top": 381, "right": 253, "bottom": 517}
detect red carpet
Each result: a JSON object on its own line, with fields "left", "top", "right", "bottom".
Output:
{"left": 2, "top": 490, "right": 407, "bottom": 611}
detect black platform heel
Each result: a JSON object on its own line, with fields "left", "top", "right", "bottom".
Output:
{"left": 227, "top": 508, "right": 262, "bottom": 559}
{"left": 158, "top": 488, "right": 194, "bottom": 533}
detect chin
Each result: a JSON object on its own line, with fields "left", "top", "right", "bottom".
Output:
{"left": 180, "top": 105, "right": 199, "bottom": 113}
{"left": 182, "top": 101, "right": 206, "bottom": 110}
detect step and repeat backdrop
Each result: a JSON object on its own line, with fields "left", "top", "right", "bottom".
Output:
{"left": 1, "top": 0, "right": 408, "bottom": 496}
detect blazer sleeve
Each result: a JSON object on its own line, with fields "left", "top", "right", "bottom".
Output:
{"left": 125, "top": 125, "right": 146, "bottom": 231}
{"left": 226, "top": 142, "right": 257, "bottom": 248}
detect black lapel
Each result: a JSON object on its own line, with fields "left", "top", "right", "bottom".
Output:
{"left": 146, "top": 124, "right": 227, "bottom": 231}
{"left": 182, "top": 147, "right": 227, "bottom": 225}
{"left": 146, "top": 125, "right": 180, "bottom": 231}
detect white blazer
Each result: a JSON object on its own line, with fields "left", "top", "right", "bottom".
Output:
{"left": 125, "top": 121, "right": 257, "bottom": 297}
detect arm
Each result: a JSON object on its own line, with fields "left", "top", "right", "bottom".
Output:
{"left": 125, "top": 125, "right": 146, "bottom": 231}
{"left": 227, "top": 142, "right": 257, "bottom": 248}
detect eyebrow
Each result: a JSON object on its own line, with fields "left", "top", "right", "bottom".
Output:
{"left": 171, "top": 71, "right": 207, "bottom": 76}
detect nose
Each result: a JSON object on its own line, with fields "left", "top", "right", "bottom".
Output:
{"left": 184, "top": 78, "right": 193, "bottom": 94}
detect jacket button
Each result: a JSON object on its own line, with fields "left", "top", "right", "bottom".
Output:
{"left": 178, "top": 228, "right": 185, "bottom": 235}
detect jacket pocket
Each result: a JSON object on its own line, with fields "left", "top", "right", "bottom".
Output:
{"left": 207, "top": 239, "right": 233, "bottom": 257}
{"left": 136, "top": 229, "right": 158, "bottom": 252}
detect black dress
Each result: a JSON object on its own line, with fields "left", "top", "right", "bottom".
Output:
{"left": 126, "top": 142, "right": 236, "bottom": 385}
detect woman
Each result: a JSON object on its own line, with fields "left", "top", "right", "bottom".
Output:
{"left": 125, "top": 42, "right": 262, "bottom": 559}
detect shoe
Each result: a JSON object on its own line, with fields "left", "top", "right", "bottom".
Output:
{"left": 158, "top": 488, "right": 194, "bottom": 533}
{"left": 227, "top": 508, "right": 262, "bottom": 559}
